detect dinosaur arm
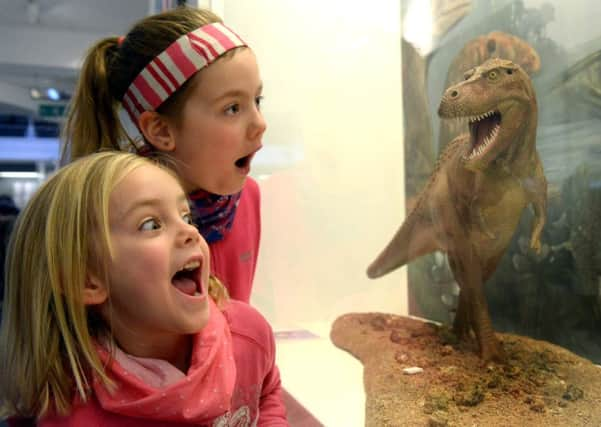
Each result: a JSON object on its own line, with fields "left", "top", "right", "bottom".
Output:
{"left": 524, "top": 159, "right": 548, "bottom": 253}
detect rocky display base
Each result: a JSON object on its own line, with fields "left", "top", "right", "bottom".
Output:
{"left": 330, "top": 313, "right": 601, "bottom": 427}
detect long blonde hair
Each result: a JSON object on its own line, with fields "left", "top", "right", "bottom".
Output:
{"left": 61, "top": 7, "right": 223, "bottom": 163}
{"left": 0, "top": 152, "right": 228, "bottom": 419}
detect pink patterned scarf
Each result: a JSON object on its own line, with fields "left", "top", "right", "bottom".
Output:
{"left": 93, "top": 298, "right": 236, "bottom": 424}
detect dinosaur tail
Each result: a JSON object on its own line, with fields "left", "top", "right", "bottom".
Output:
{"left": 367, "top": 213, "right": 439, "bottom": 279}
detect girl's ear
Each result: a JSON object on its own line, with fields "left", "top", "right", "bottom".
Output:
{"left": 83, "top": 275, "right": 108, "bottom": 306}
{"left": 137, "top": 111, "right": 176, "bottom": 152}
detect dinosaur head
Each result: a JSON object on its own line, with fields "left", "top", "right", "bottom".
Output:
{"left": 437, "top": 58, "right": 537, "bottom": 171}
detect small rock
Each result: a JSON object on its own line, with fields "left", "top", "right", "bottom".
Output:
{"left": 503, "top": 365, "right": 521, "bottom": 378}
{"left": 424, "top": 393, "right": 450, "bottom": 414}
{"left": 487, "top": 374, "right": 501, "bottom": 389}
{"left": 440, "top": 345, "right": 454, "bottom": 356}
{"left": 530, "top": 402, "right": 546, "bottom": 413}
{"left": 394, "top": 351, "right": 409, "bottom": 364}
{"left": 438, "top": 327, "right": 459, "bottom": 345}
{"left": 428, "top": 414, "right": 449, "bottom": 427}
{"left": 403, "top": 366, "right": 424, "bottom": 375}
{"left": 370, "top": 315, "right": 388, "bottom": 331}
{"left": 562, "top": 384, "right": 584, "bottom": 401}
{"left": 390, "top": 329, "right": 410, "bottom": 343}
{"left": 454, "top": 384, "right": 485, "bottom": 407}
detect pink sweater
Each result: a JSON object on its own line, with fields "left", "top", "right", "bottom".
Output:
{"left": 26, "top": 300, "right": 288, "bottom": 427}
{"left": 210, "top": 177, "right": 260, "bottom": 303}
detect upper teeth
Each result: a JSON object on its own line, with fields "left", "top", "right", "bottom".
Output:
{"left": 463, "top": 124, "right": 501, "bottom": 160}
{"left": 468, "top": 110, "right": 495, "bottom": 124}
{"left": 182, "top": 260, "right": 200, "bottom": 271}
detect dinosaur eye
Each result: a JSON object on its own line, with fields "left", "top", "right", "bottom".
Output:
{"left": 488, "top": 70, "right": 499, "bottom": 80}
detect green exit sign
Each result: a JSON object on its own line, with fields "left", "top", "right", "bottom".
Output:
{"left": 38, "top": 104, "right": 66, "bottom": 118}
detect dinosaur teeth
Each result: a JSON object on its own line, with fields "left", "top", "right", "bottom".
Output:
{"left": 468, "top": 110, "right": 495, "bottom": 124}
{"left": 468, "top": 123, "right": 502, "bottom": 160}
{"left": 492, "top": 124, "right": 500, "bottom": 137}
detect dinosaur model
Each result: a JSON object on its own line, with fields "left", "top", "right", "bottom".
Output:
{"left": 367, "top": 58, "right": 547, "bottom": 362}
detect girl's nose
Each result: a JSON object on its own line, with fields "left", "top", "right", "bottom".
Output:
{"left": 178, "top": 220, "right": 201, "bottom": 246}
{"left": 249, "top": 106, "right": 267, "bottom": 140}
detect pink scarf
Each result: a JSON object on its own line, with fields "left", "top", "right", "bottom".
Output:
{"left": 93, "top": 298, "right": 236, "bottom": 424}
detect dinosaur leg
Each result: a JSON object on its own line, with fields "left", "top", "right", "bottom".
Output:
{"left": 449, "top": 257, "right": 471, "bottom": 340}
{"left": 452, "top": 290, "right": 471, "bottom": 340}
{"left": 469, "top": 284, "right": 506, "bottom": 363}
{"left": 449, "top": 246, "right": 506, "bottom": 363}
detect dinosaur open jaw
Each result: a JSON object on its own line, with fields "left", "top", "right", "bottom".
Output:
{"left": 465, "top": 110, "right": 502, "bottom": 160}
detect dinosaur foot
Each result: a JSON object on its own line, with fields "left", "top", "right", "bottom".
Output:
{"left": 479, "top": 339, "right": 507, "bottom": 364}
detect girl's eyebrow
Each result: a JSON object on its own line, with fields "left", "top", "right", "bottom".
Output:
{"left": 121, "top": 194, "right": 188, "bottom": 217}
{"left": 211, "top": 83, "right": 263, "bottom": 103}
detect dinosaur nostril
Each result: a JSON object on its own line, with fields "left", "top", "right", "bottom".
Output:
{"left": 450, "top": 90, "right": 459, "bottom": 98}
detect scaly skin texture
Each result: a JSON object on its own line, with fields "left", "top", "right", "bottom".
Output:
{"left": 367, "top": 58, "right": 547, "bottom": 362}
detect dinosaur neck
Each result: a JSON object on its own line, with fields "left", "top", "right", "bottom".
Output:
{"left": 500, "top": 101, "right": 538, "bottom": 174}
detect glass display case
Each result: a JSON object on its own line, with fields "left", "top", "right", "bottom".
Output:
{"left": 328, "top": 0, "right": 601, "bottom": 425}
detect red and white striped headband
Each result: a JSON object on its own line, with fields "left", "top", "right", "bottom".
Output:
{"left": 121, "top": 22, "right": 247, "bottom": 127}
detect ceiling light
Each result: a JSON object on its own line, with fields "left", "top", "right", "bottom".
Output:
{"left": 30, "top": 88, "right": 41, "bottom": 99}
{"left": 46, "top": 88, "right": 60, "bottom": 101}
{"left": 0, "top": 172, "right": 43, "bottom": 179}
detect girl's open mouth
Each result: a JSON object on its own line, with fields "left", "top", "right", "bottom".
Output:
{"left": 235, "top": 154, "right": 252, "bottom": 169}
{"left": 171, "top": 260, "right": 203, "bottom": 296}
{"left": 235, "top": 146, "right": 261, "bottom": 171}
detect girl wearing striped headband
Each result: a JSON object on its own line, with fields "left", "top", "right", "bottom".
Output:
{"left": 62, "top": 7, "right": 265, "bottom": 304}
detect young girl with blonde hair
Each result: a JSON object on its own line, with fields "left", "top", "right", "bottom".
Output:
{"left": 0, "top": 152, "right": 287, "bottom": 426}
{"left": 62, "top": 6, "right": 266, "bottom": 303}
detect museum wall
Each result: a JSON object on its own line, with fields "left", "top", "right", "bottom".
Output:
{"left": 224, "top": 0, "right": 408, "bottom": 329}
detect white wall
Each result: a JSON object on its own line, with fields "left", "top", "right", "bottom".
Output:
{"left": 224, "top": 0, "right": 408, "bottom": 330}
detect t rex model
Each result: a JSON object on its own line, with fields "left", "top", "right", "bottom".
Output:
{"left": 367, "top": 58, "right": 547, "bottom": 362}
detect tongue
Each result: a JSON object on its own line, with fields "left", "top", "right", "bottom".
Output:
{"left": 172, "top": 277, "right": 197, "bottom": 296}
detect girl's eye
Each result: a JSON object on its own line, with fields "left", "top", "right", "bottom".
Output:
{"left": 183, "top": 212, "right": 194, "bottom": 225}
{"left": 225, "top": 104, "right": 240, "bottom": 115}
{"left": 139, "top": 218, "right": 161, "bottom": 231}
{"left": 255, "top": 95, "right": 264, "bottom": 109}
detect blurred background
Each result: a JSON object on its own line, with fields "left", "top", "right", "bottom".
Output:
{"left": 0, "top": 0, "right": 152, "bottom": 205}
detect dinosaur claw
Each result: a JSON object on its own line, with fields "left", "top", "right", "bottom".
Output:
{"left": 530, "top": 238, "right": 542, "bottom": 254}
{"left": 480, "top": 341, "right": 507, "bottom": 364}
